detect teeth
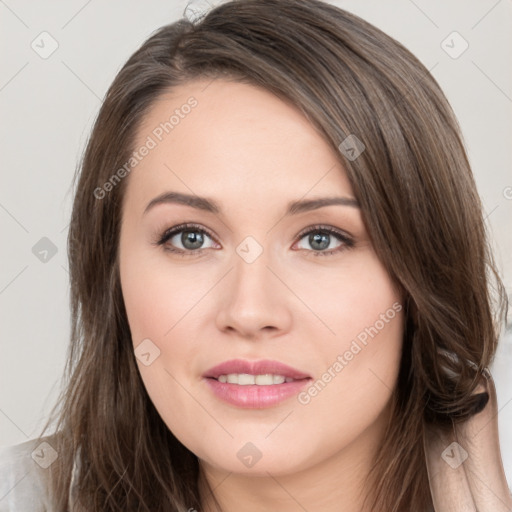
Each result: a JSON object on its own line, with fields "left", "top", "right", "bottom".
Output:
{"left": 216, "top": 373, "right": 294, "bottom": 385}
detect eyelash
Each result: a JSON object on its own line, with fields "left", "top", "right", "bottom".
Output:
{"left": 154, "top": 222, "right": 354, "bottom": 258}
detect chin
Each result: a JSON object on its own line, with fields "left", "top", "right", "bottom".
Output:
{"left": 189, "top": 432, "right": 328, "bottom": 478}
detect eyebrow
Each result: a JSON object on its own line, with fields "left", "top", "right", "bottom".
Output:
{"left": 143, "top": 191, "right": 360, "bottom": 216}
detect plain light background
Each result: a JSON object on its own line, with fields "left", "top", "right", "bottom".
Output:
{"left": 1, "top": 0, "right": 511, "bottom": 485}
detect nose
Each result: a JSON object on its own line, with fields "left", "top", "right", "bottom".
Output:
{"left": 215, "top": 246, "right": 293, "bottom": 340}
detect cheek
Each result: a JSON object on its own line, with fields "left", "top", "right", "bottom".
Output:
{"left": 304, "top": 305, "right": 403, "bottom": 412}
{"left": 120, "top": 242, "right": 208, "bottom": 348}
{"left": 119, "top": 243, "right": 212, "bottom": 405}
{"left": 119, "top": 249, "right": 209, "bottom": 439}
{"left": 289, "top": 246, "right": 403, "bottom": 357}
{"left": 293, "top": 249, "right": 404, "bottom": 423}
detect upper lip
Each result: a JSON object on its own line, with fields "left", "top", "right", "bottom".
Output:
{"left": 203, "top": 359, "right": 311, "bottom": 380}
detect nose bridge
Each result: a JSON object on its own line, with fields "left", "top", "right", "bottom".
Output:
{"left": 231, "top": 235, "right": 275, "bottom": 303}
{"left": 215, "top": 234, "right": 292, "bottom": 336}
{"left": 235, "top": 234, "right": 267, "bottom": 269}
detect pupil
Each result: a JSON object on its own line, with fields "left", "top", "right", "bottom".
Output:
{"left": 182, "top": 231, "right": 203, "bottom": 250}
{"left": 310, "top": 232, "right": 329, "bottom": 250}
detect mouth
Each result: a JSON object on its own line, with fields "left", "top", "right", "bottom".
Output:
{"left": 213, "top": 373, "right": 300, "bottom": 385}
{"left": 203, "top": 358, "right": 311, "bottom": 381}
{"left": 203, "top": 359, "right": 312, "bottom": 408}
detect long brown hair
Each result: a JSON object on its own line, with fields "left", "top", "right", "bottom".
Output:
{"left": 38, "top": 0, "right": 508, "bottom": 510}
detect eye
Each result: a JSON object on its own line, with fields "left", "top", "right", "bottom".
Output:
{"left": 155, "top": 223, "right": 218, "bottom": 257}
{"left": 293, "top": 225, "right": 354, "bottom": 257}
{"left": 154, "top": 223, "right": 354, "bottom": 258}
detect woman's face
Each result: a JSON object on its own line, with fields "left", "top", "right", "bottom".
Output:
{"left": 119, "top": 78, "right": 404, "bottom": 478}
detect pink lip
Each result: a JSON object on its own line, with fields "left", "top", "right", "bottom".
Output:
{"left": 203, "top": 359, "right": 311, "bottom": 380}
{"left": 203, "top": 359, "right": 312, "bottom": 409}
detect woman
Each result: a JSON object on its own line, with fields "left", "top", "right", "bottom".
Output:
{"left": 0, "top": 0, "right": 510, "bottom": 510}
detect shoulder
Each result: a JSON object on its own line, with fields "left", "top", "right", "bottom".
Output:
{"left": 0, "top": 435, "right": 60, "bottom": 512}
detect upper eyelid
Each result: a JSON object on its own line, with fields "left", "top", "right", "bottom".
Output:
{"left": 295, "top": 224, "right": 350, "bottom": 240}
{"left": 159, "top": 223, "right": 217, "bottom": 243}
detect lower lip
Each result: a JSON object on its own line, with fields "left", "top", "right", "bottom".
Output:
{"left": 204, "top": 377, "right": 312, "bottom": 408}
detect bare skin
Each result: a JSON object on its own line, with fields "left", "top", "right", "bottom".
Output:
{"left": 119, "top": 78, "right": 404, "bottom": 511}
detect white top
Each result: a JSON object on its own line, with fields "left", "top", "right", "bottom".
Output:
{"left": 0, "top": 435, "right": 77, "bottom": 511}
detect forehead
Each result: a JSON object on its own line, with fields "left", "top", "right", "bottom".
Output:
{"left": 126, "top": 78, "right": 353, "bottom": 211}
